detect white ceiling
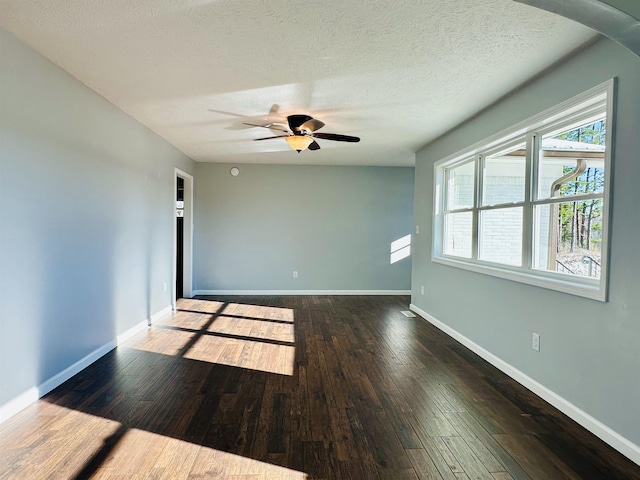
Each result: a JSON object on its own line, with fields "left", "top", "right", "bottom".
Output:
{"left": 0, "top": 0, "right": 597, "bottom": 166}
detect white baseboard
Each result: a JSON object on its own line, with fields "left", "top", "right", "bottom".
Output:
{"left": 117, "top": 320, "right": 149, "bottom": 345}
{"left": 0, "top": 306, "right": 170, "bottom": 425}
{"left": 409, "top": 303, "right": 640, "bottom": 467}
{"left": 0, "top": 340, "right": 115, "bottom": 424}
{"left": 39, "top": 340, "right": 117, "bottom": 399}
{"left": 193, "top": 290, "right": 411, "bottom": 296}
{"left": 0, "top": 388, "right": 39, "bottom": 424}
{"left": 150, "top": 305, "right": 173, "bottom": 323}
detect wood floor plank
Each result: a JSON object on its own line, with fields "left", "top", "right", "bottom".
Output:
{"left": 377, "top": 389, "right": 423, "bottom": 450}
{"left": 444, "top": 412, "right": 506, "bottom": 473}
{"left": 441, "top": 436, "right": 495, "bottom": 480}
{"left": 327, "top": 407, "right": 360, "bottom": 462}
{"left": 494, "top": 433, "right": 581, "bottom": 480}
{"left": 1, "top": 295, "right": 639, "bottom": 480}
{"left": 492, "top": 472, "right": 515, "bottom": 480}
{"left": 406, "top": 448, "right": 446, "bottom": 480}
{"left": 453, "top": 412, "right": 531, "bottom": 480}
{"left": 302, "top": 440, "right": 328, "bottom": 479}
{"left": 412, "top": 436, "right": 464, "bottom": 480}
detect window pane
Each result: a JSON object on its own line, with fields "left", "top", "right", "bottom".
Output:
{"left": 479, "top": 207, "right": 523, "bottom": 266}
{"left": 446, "top": 161, "right": 475, "bottom": 210}
{"left": 538, "top": 119, "right": 606, "bottom": 200}
{"left": 444, "top": 212, "right": 472, "bottom": 258}
{"left": 533, "top": 201, "right": 603, "bottom": 279}
{"left": 482, "top": 144, "right": 526, "bottom": 206}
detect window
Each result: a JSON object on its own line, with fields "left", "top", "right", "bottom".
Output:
{"left": 433, "top": 80, "right": 614, "bottom": 301}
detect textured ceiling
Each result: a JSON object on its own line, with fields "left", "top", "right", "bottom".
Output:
{"left": 0, "top": 0, "right": 597, "bottom": 166}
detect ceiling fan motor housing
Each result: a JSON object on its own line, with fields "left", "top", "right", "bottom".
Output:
{"left": 247, "top": 114, "right": 359, "bottom": 152}
{"left": 287, "top": 114, "right": 314, "bottom": 132}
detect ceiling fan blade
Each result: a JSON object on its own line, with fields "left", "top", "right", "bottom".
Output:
{"left": 253, "top": 135, "right": 290, "bottom": 141}
{"left": 308, "top": 140, "right": 321, "bottom": 151}
{"left": 287, "top": 114, "right": 314, "bottom": 131}
{"left": 268, "top": 104, "right": 280, "bottom": 116}
{"left": 208, "top": 108, "right": 248, "bottom": 119}
{"left": 243, "top": 122, "right": 290, "bottom": 133}
{"left": 312, "top": 132, "right": 360, "bottom": 143}
{"left": 300, "top": 119, "right": 325, "bottom": 132}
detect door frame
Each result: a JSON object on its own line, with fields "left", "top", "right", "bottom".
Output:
{"left": 173, "top": 168, "right": 194, "bottom": 308}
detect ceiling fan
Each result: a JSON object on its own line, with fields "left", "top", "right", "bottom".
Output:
{"left": 244, "top": 114, "right": 360, "bottom": 152}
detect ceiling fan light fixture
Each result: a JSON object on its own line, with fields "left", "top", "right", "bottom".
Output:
{"left": 285, "top": 135, "right": 314, "bottom": 152}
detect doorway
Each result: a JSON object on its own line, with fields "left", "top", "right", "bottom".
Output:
{"left": 174, "top": 169, "right": 193, "bottom": 308}
{"left": 176, "top": 176, "right": 184, "bottom": 298}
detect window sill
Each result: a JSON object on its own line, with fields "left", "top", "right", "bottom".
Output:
{"left": 431, "top": 255, "right": 606, "bottom": 302}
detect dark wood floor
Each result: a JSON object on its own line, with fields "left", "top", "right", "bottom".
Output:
{"left": 1, "top": 295, "right": 639, "bottom": 479}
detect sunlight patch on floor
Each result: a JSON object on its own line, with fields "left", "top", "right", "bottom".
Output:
{"left": 176, "top": 298, "right": 227, "bottom": 315}
{"left": 223, "top": 302, "right": 295, "bottom": 323}
{"left": 189, "top": 303, "right": 296, "bottom": 375}
{"left": 2, "top": 403, "right": 307, "bottom": 479}
{"left": 0, "top": 404, "right": 121, "bottom": 479}
{"left": 93, "top": 427, "right": 307, "bottom": 479}
{"left": 184, "top": 334, "right": 295, "bottom": 376}
{"left": 135, "top": 300, "right": 297, "bottom": 376}
{"left": 158, "top": 309, "right": 215, "bottom": 330}
{"left": 159, "top": 298, "right": 227, "bottom": 330}
{"left": 207, "top": 315, "right": 295, "bottom": 344}
{"left": 135, "top": 328, "right": 197, "bottom": 357}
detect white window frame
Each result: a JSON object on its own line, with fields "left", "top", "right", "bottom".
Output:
{"left": 432, "top": 79, "right": 615, "bottom": 301}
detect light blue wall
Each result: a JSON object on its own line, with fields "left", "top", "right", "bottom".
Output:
{"left": 412, "top": 37, "right": 640, "bottom": 447}
{"left": 601, "top": 0, "right": 640, "bottom": 20}
{"left": 0, "top": 29, "right": 194, "bottom": 411}
{"left": 194, "top": 163, "right": 414, "bottom": 292}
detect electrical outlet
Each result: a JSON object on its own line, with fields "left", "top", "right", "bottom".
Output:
{"left": 163, "top": 282, "right": 167, "bottom": 292}
{"left": 532, "top": 332, "right": 540, "bottom": 352}
{"left": 293, "top": 271, "right": 298, "bottom": 279}
{"left": 415, "top": 225, "right": 420, "bottom": 235}
{"left": 421, "top": 285, "right": 425, "bottom": 295}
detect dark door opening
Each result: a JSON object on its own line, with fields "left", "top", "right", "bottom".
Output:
{"left": 176, "top": 176, "right": 184, "bottom": 299}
